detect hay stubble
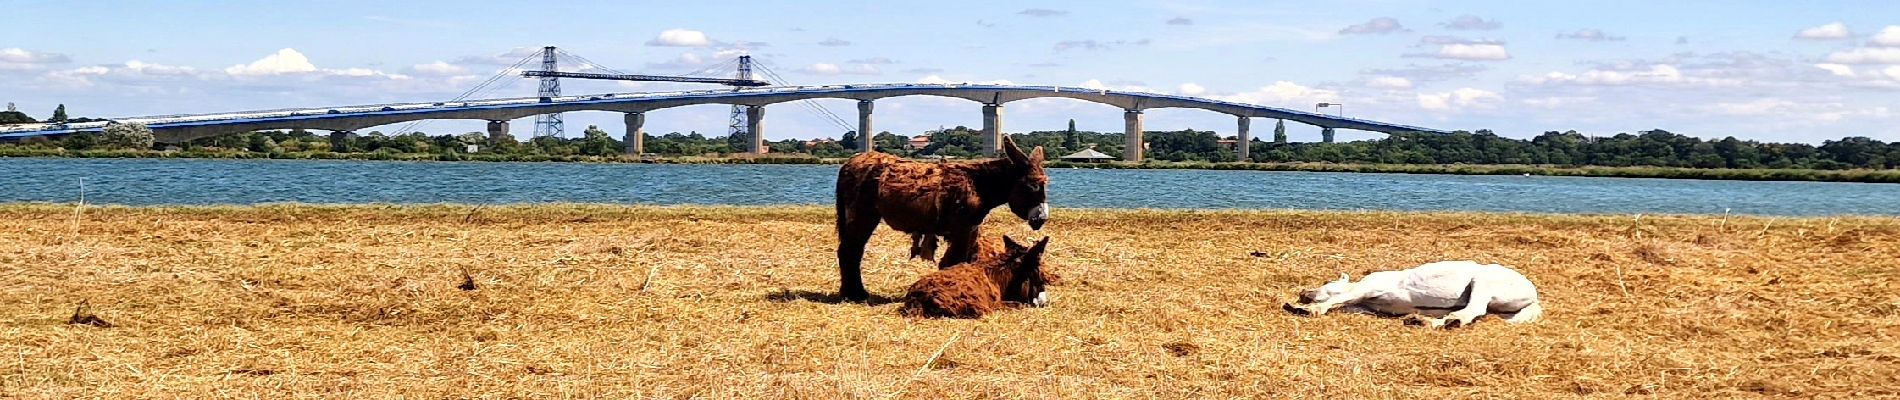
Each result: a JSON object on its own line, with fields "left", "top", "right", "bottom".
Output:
{"left": 1, "top": 205, "right": 1896, "bottom": 398}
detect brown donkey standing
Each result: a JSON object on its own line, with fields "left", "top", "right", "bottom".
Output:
{"left": 833, "top": 136, "right": 1049, "bottom": 302}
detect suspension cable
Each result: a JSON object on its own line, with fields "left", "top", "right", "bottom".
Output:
{"left": 754, "top": 61, "right": 857, "bottom": 131}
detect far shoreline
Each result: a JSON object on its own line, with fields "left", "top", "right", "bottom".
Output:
{"left": 4, "top": 148, "right": 1898, "bottom": 184}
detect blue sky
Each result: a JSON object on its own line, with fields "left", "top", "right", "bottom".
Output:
{"left": 4, "top": 0, "right": 1898, "bottom": 143}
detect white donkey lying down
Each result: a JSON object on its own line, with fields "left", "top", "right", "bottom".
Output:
{"left": 1284, "top": 261, "right": 1542, "bottom": 328}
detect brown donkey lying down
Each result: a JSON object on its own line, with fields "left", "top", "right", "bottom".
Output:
{"left": 911, "top": 233, "right": 1058, "bottom": 283}
{"left": 901, "top": 236, "right": 1053, "bottom": 319}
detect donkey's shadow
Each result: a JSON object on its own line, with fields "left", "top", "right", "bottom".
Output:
{"left": 767, "top": 289, "right": 901, "bottom": 306}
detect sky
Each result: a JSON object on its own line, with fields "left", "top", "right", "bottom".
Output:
{"left": 3, "top": 0, "right": 1899, "bottom": 143}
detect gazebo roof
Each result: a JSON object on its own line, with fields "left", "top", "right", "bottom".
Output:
{"left": 1058, "top": 148, "right": 1115, "bottom": 160}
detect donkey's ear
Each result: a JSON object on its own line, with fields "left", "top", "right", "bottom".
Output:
{"left": 1002, "top": 136, "right": 1030, "bottom": 165}
{"left": 1029, "top": 146, "right": 1045, "bottom": 164}
{"left": 1337, "top": 272, "right": 1351, "bottom": 283}
{"left": 1002, "top": 235, "right": 1026, "bottom": 253}
{"left": 1028, "top": 236, "right": 1051, "bottom": 257}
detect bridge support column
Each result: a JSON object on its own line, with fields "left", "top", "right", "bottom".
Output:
{"left": 1321, "top": 127, "right": 1336, "bottom": 143}
{"left": 623, "top": 112, "right": 645, "bottom": 156}
{"left": 746, "top": 106, "right": 765, "bottom": 154}
{"left": 328, "top": 131, "right": 350, "bottom": 152}
{"left": 981, "top": 104, "right": 1003, "bottom": 157}
{"left": 1236, "top": 116, "right": 1251, "bottom": 162}
{"left": 1123, "top": 109, "right": 1144, "bottom": 162}
{"left": 486, "top": 120, "right": 511, "bottom": 144}
{"left": 856, "top": 100, "right": 874, "bottom": 152}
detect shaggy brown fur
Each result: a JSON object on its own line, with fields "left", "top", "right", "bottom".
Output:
{"left": 913, "top": 233, "right": 1060, "bottom": 284}
{"left": 900, "top": 236, "right": 1052, "bottom": 319}
{"left": 834, "top": 137, "right": 1048, "bottom": 301}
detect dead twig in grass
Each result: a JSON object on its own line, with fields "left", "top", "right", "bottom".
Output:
{"left": 638, "top": 264, "right": 660, "bottom": 292}
{"left": 68, "top": 300, "right": 112, "bottom": 328}
{"left": 458, "top": 269, "right": 477, "bottom": 291}
{"left": 886, "top": 328, "right": 970, "bottom": 399}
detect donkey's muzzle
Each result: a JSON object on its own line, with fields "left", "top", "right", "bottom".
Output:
{"left": 1026, "top": 203, "right": 1049, "bottom": 231}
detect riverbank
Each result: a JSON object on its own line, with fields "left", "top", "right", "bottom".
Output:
{"left": 6, "top": 147, "right": 1897, "bottom": 183}
{"left": 3, "top": 205, "right": 1895, "bottom": 397}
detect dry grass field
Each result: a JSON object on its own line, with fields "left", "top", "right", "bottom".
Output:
{"left": 2, "top": 204, "right": 1897, "bottom": 398}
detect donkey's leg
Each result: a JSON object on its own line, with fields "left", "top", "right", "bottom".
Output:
{"left": 908, "top": 234, "right": 939, "bottom": 261}
{"left": 836, "top": 207, "right": 881, "bottom": 302}
{"left": 1441, "top": 283, "right": 1494, "bottom": 329}
{"left": 934, "top": 227, "right": 980, "bottom": 270}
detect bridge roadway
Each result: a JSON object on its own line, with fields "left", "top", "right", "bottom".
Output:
{"left": 0, "top": 83, "right": 1445, "bottom": 162}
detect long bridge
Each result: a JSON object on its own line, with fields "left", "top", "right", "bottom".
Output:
{"left": 1, "top": 83, "right": 1442, "bottom": 162}
{"left": 2, "top": 48, "right": 1446, "bottom": 162}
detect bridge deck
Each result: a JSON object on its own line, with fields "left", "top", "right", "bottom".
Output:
{"left": 1, "top": 83, "right": 1443, "bottom": 140}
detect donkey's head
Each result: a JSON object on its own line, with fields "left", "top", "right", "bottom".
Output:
{"left": 1297, "top": 273, "right": 1354, "bottom": 304}
{"left": 999, "top": 136, "right": 1050, "bottom": 231}
{"left": 999, "top": 235, "right": 1053, "bottom": 307}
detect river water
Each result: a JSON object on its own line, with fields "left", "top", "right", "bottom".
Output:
{"left": 1, "top": 158, "right": 1894, "bottom": 216}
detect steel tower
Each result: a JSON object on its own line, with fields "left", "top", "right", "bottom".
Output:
{"left": 533, "top": 46, "right": 564, "bottom": 138}
{"left": 726, "top": 55, "right": 754, "bottom": 138}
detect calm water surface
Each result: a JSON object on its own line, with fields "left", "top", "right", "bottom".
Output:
{"left": 2, "top": 158, "right": 1895, "bottom": 216}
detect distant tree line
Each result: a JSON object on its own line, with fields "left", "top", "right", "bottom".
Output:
{"left": 5, "top": 107, "right": 1899, "bottom": 169}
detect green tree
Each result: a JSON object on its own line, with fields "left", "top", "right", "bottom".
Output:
{"left": 1063, "top": 119, "right": 1080, "bottom": 150}
{"left": 839, "top": 130, "right": 860, "bottom": 151}
{"left": 98, "top": 123, "right": 156, "bottom": 150}
{"left": 50, "top": 104, "right": 69, "bottom": 123}
{"left": 578, "top": 125, "right": 619, "bottom": 156}
{"left": 1273, "top": 119, "right": 1288, "bottom": 143}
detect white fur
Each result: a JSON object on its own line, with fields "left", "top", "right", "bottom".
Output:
{"left": 1294, "top": 261, "right": 1542, "bottom": 327}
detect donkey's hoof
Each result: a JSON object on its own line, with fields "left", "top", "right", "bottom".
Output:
{"left": 1281, "top": 303, "right": 1314, "bottom": 316}
{"left": 1442, "top": 318, "right": 1467, "bottom": 330}
{"left": 839, "top": 289, "right": 871, "bottom": 303}
{"left": 1401, "top": 315, "right": 1430, "bottom": 327}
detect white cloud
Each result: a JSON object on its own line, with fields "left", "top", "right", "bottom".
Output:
{"left": 915, "top": 75, "right": 1012, "bottom": 85}
{"left": 1529, "top": 64, "right": 1740, "bottom": 87}
{"left": 1077, "top": 79, "right": 1150, "bottom": 92}
{"left": 1887, "top": 66, "right": 1900, "bottom": 80}
{"left": 1366, "top": 76, "right": 1413, "bottom": 89}
{"left": 1872, "top": 26, "right": 1900, "bottom": 47}
{"left": 804, "top": 63, "right": 842, "bottom": 75}
{"left": 1711, "top": 99, "right": 1798, "bottom": 115}
{"left": 1339, "top": 17, "right": 1406, "bottom": 35}
{"left": 1440, "top": 15, "right": 1500, "bottom": 31}
{"left": 1822, "top": 47, "right": 1900, "bottom": 64}
{"left": 121, "top": 60, "right": 197, "bottom": 76}
{"left": 1815, "top": 63, "right": 1856, "bottom": 77}
{"left": 224, "top": 48, "right": 318, "bottom": 76}
{"left": 1555, "top": 29, "right": 1625, "bottom": 42}
{"left": 411, "top": 61, "right": 467, "bottom": 76}
{"left": 1215, "top": 81, "right": 1339, "bottom": 107}
{"left": 1054, "top": 39, "right": 1151, "bottom": 52}
{"left": 1521, "top": 96, "right": 1596, "bottom": 109}
{"left": 646, "top": 29, "right": 713, "bottom": 47}
{"left": 0, "top": 48, "right": 70, "bottom": 70}
{"left": 818, "top": 38, "right": 852, "bottom": 47}
{"left": 1166, "top": 17, "right": 1193, "bottom": 26}
{"left": 1177, "top": 83, "right": 1206, "bottom": 96}
{"left": 801, "top": 63, "right": 879, "bottom": 75}
{"left": 1794, "top": 22, "right": 1852, "bottom": 40}
{"left": 1018, "top": 8, "right": 1067, "bottom": 17}
{"left": 1410, "top": 43, "right": 1511, "bottom": 61}
{"left": 1417, "top": 88, "right": 1502, "bottom": 111}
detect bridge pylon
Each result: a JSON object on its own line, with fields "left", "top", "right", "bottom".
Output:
{"left": 727, "top": 56, "right": 754, "bottom": 143}
{"left": 532, "top": 46, "right": 564, "bottom": 138}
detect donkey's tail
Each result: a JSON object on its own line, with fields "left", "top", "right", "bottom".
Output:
{"left": 1503, "top": 301, "right": 1543, "bottom": 324}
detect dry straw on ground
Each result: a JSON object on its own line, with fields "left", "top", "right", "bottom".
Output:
{"left": 1, "top": 204, "right": 1896, "bottom": 398}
